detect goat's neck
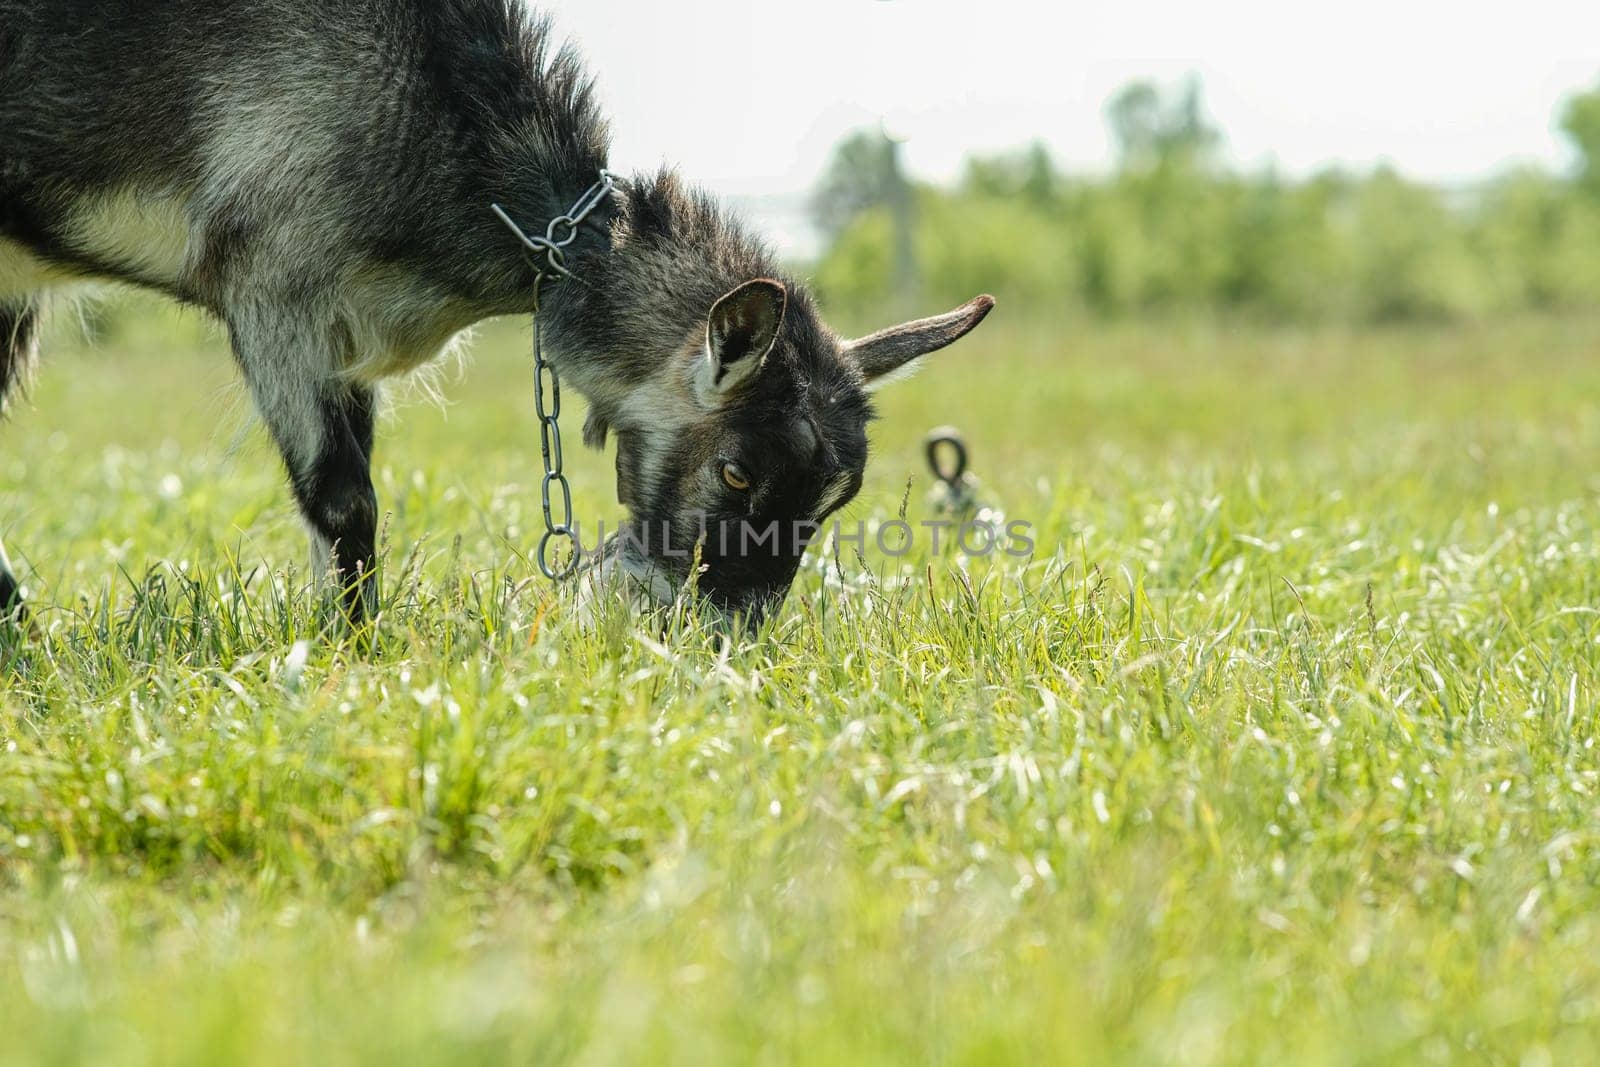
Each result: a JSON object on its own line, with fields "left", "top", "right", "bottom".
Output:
{"left": 532, "top": 176, "right": 778, "bottom": 422}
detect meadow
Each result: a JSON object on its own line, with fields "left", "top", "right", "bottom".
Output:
{"left": 4, "top": 300, "right": 1600, "bottom": 1064}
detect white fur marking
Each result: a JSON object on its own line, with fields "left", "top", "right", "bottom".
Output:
{"left": 0, "top": 239, "right": 74, "bottom": 300}
{"left": 863, "top": 357, "right": 928, "bottom": 393}
{"left": 693, "top": 338, "right": 765, "bottom": 405}
{"left": 816, "top": 472, "right": 855, "bottom": 517}
{"left": 67, "top": 190, "right": 193, "bottom": 285}
{"left": 613, "top": 369, "right": 703, "bottom": 503}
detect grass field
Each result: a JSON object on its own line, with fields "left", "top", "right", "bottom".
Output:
{"left": 5, "top": 301, "right": 1600, "bottom": 1064}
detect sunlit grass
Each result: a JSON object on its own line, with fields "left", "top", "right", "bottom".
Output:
{"left": 4, "top": 299, "right": 1600, "bottom": 1063}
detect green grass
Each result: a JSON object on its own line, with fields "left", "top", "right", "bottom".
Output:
{"left": 5, "top": 301, "right": 1600, "bottom": 1064}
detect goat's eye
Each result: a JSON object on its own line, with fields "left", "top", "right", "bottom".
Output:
{"left": 721, "top": 462, "right": 752, "bottom": 492}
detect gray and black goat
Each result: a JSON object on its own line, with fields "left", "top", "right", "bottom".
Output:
{"left": 0, "top": 0, "right": 993, "bottom": 628}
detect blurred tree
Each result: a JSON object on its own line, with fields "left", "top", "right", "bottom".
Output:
{"left": 1346, "top": 167, "right": 1486, "bottom": 321}
{"left": 812, "top": 75, "right": 1600, "bottom": 324}
{"left": 1562, "top": 83, "right": 1600, "bottom": 196}
{"left": 1107, "top": 76, "right": 1221, "bottom": 172}
{"left": 810, "top": 125, "right": 918, "bottom": 307}
{"left": 1473, "top": 167, "right": 1600, "bottom": 309}
{"left": 963, "top": 141, "right": 1058, "bottom": 206}
{"left": 809, "top": 127, "right": 900, "bottom": 242}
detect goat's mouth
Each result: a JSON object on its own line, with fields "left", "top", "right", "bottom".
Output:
{"left": 571, "top": 528, "right": 798, "bottom": 632}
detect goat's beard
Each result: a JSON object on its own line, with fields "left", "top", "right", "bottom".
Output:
{"left": 569, "top": 530, "right": 682, "bottom": 626}
{"left": 568, "top": 527, "right": 792, "bottom": 635}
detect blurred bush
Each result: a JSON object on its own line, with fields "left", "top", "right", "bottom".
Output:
{"left": 814, "top": 78, "right": 1600, "bottom": 325}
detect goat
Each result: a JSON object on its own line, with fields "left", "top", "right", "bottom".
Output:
{"left": 0, "top": 0, "right": 993, "bottom": 629}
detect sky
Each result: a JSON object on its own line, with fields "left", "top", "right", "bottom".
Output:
{"left": 535, "top": 0, "right": 1600, "bottom": 197}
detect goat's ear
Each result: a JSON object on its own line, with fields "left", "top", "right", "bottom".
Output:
{"left": 843, "top": 295, "right": 996, "bottom": 386}
{"left": 695, "top": 279, "right": 787, "bottom": 404}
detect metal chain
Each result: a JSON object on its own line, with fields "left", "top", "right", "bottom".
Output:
{"left": 531, "top": 312, "right": 576, "bottom": 579}
{"left": 491, "top": 170, "right": 616, "bottom": 281}
{"left": 491, "top": 171, "right": 618, "bottom": 581}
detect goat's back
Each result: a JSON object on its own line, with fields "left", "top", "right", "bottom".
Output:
{"left": 0, "top": 0, "right": 608, "bottom": 315}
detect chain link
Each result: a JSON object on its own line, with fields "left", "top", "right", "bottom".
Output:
{"left": 491, "top": 171, "right": 618, "bottom": 581}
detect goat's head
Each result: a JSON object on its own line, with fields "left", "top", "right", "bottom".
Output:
{"left": 582, "top": 278, "right": 994, "bottom": 626}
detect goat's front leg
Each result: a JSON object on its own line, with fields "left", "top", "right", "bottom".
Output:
{"left": 295, "top": 383, "right": 379, "bottom": 622}
{"left": 230, "top": 319, "right": 379, "bottom": 624}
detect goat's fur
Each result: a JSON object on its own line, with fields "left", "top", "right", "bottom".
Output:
{"left": 0, "top": 0, "right": 993, "bottom": 626}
